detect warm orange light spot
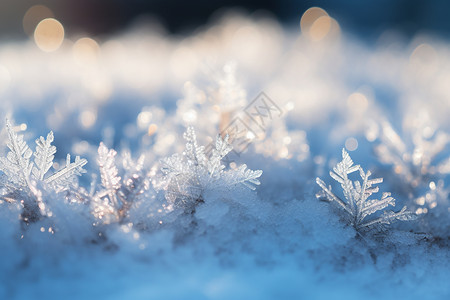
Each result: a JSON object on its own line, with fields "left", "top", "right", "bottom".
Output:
{"left": 34, "top": 18, "right": 64, "bottom": 52}
{"left": 309, "top": 16, "right": 332, "bottom": 41}
{"left": 300, "top": 7, "right": 328, "bottom": 35}
{"left": 300, "top": 7, "right": 340, "bottom": 41}
{"left": 148, "top": 124, "right": 158, "bottom": 136}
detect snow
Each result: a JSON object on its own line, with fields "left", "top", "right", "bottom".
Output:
{"left": 0, "top": 12, "right": 449, "bottom": 300}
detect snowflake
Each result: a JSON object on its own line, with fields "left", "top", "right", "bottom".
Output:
{"left": 0, "top": 119, "right": 87, "bottom": 222}
{"left": 91, "top": 143, "right": 150, "bottom": 224}
{"left": 160, "top": 126, "right": 262, "bottom": 211}
{"left": 316, "top": 149, "right": 416, "bottom": 232}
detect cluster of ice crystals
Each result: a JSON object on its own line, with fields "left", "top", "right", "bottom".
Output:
{"left": 316, "top": 149, "right": 416, "bottom": 232}
{"left": 0, "top": 119, "right": 87, "bottom": 222}
{"left": 160, "top": 126, "right": 262, "bottom": 211}
{"left": 91, "top": 143, "right": 150, "bottom": 224}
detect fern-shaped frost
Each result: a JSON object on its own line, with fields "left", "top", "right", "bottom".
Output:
{"left": 98, "top": 143, "right": 121, "bottom": 206}
{"left": 0, "top": 119, "right": 88, "bottom": 223}
{"left": 45, "top": 154, "right": 87, "bottom": 190}
{"left": 316, "top": 148, "right": 416, "bottom": 232}
{"left": 228, "top": 164, "right": 262, "bottom": 190}
{"left": 0, "top": 119, "right": 33, "bottom": 187}
{"left": 91, "top": 143, "right": 149, "bottom": 224}
{"left": 32, "top": 131, "right": 56, "bottom": 181}
{"left": 0, "top": 119, "right": 87, "bottom": 192}
{"left": 160, "top": 126, "right": 262, "bottom": 209}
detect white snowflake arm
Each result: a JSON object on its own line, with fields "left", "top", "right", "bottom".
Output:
{"left": 360, "top": 206, "right": 417, "bottom": 228}
{"left": 315, "top": 177, "right": 352, "bottom": 214}
{"left": 229, "top": 164, "right": 262, "bottom": 190}
{"left": 183, "top": 126, "right": 206, "bottom": 167}
{"left": 32, "top": 131, "right": 56, "bottom": 181}
{"left": 208, "top": 134, "right": 233, "bottom": 178}
{"left": 45, "top": 154, "right": 87, "bottom": 188}
{"left": 361, "top": 192, "right": 395, "bottom": 218}
{"left": 0, "top": 119, "right": 33, "bottom": 187}
{"left": 97, "top": 142, "right": 121, "bottom": 208}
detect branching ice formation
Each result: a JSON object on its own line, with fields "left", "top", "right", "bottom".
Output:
{"left": 0, "top": 119, "right": 87, "bottom": 222}
{"left": 91, "top": 143, "right": 149, "bottom": 224}
{"left": 316, "top": 149, "right": 416, "bottom": 232}
{"left": 160, "top": 126, "right": 262, "bottom": 211}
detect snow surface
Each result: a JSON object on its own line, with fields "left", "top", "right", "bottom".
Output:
{"left": 0, "top": 12, "right": 449, "bottom": 300}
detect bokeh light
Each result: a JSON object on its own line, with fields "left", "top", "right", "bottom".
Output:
{"left": 0, "top": 2, "right": 449, "bottom": 299}
{"left": 345, "top": 137, "right": 358, "bottom": 151}
{"left": 300, "top": 7, "right": 340, "bottom": 41}
{"left": 73, "top": 37, "right": 100, "bottom": 64}
{"left": 300, "top": 7, "right": 329, "bottom": 34}
{"left": 23, "top": 5, "right": 54, "bottom": 37}
{"left": 34, "top": 18, "right": 64, "bottom": 52}
{"left": 347, "top": 92, "right": 368, "bottom": 113}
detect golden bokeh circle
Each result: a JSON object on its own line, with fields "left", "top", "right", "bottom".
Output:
{"left": 34, "top": 18, "right": 65, "bottom": 52}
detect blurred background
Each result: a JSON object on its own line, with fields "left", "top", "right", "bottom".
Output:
{"left": 1, "top": 0, "right": 450, "bottom": 168}
{"left": 1, "top": 0, "right": 450, "bottom": 40}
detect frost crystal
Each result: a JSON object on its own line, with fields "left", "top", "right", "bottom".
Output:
{"left": 160, "top": 126, "right": 262, "bottom": 210}
{"left": 0, "top": 119, "right": 88, "bottom": 191}
{"left": 316, "top": 149, "right": 416, "bottom": 232}
{"left": 91, "top": 143, "right": 149, "bottom": 224}
{"left": 0, "top": 119, "right": 87, "bottom": 222}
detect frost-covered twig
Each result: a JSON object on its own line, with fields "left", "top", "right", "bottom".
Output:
{"left": 316, "top": 149, "right": 417, "bottom": 232}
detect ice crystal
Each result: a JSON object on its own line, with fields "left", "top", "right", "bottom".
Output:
{"left": 91, "top": 143, "right": 149, "bottom": 224}
{"left": 0, "top": 119, "right": 87, "bottom": 222}
{"left": 160, "top": 126, "right": 262, "bottom": 210}
{"left": 316, "top": 149, "right": 416, "bottom": 232}
{"left": 0, "top": 119, "right": 88, "bottom": 191}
